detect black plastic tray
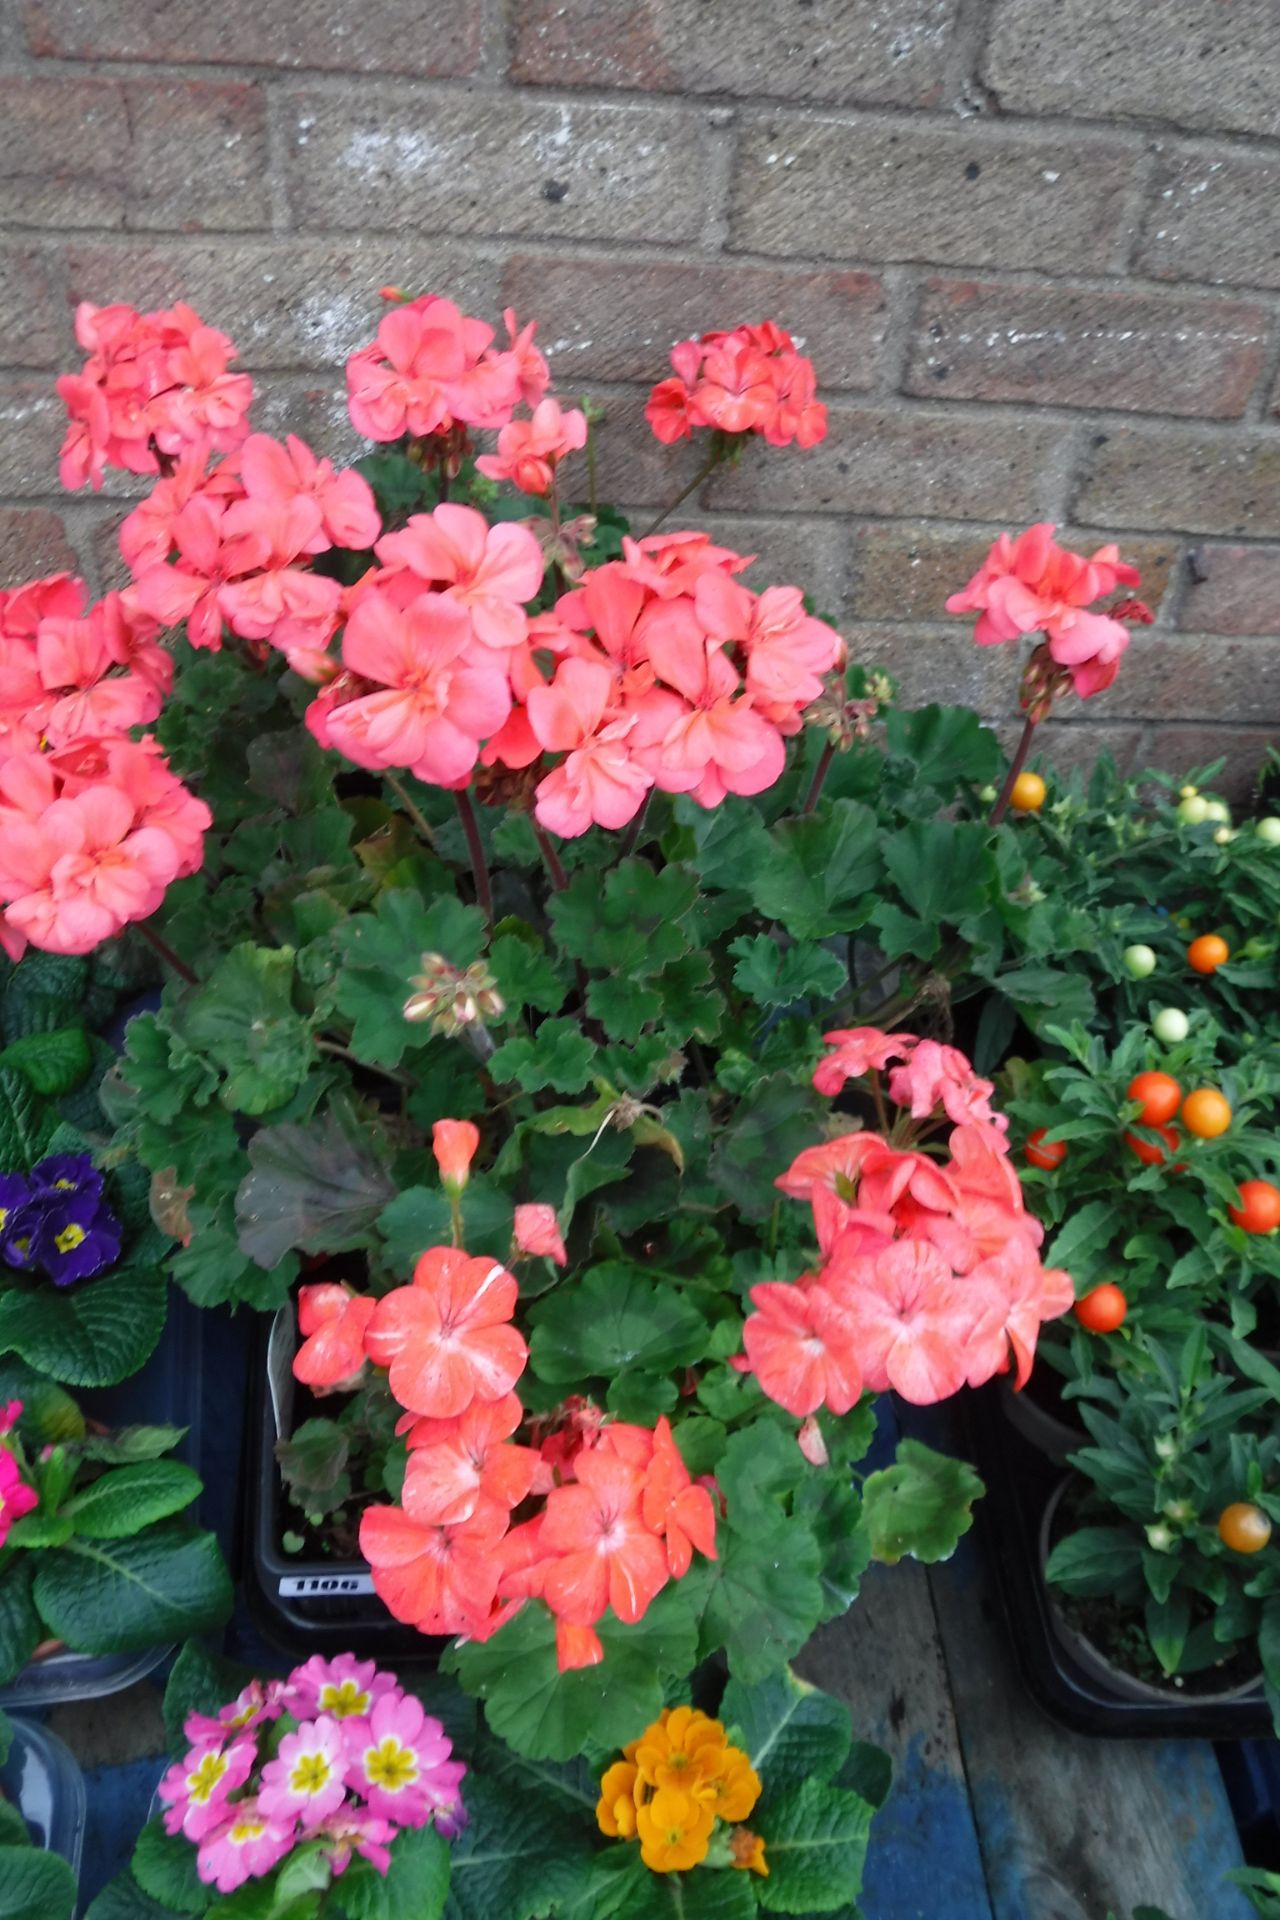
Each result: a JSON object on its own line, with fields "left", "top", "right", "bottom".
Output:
{"left": 966, "top": 1382, "right": 1273, "bottom": 1739}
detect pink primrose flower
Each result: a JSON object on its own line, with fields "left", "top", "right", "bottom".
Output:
{"left": 258, "top": 1714, "right": 349, "bottom": 1827}
{"left": 288, "top": 1653, "right": 400, "bottom": 1724}
{"left": 0, "top": 1444, "right": 37, "bottom": 1547}
{"left": 345, "top": 1688, "right": 466, "bottom": 1827}
{"left": 158, "top": 1734, "right": 256, "bottom": 1842}
{"left": 196, "top": 1800, "right": 294, "bottom": 1894}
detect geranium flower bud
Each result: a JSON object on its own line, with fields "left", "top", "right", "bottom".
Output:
{"left": 432, "top": 1120, "right": 480, "bottom": 1195}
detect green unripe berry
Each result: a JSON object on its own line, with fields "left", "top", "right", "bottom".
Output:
{"left": 1255, "top": 817, "right": 1280, "bottom": 846}
{"left": 1177, "top": 796, "right": 1211, "bottom": 825}
{"left": 1203, "top": 800, "right": 1231, "bottom": 824}
{"left": 1151, "top": 1008, "right": 1189, "bottom": 1045}
{"left": 1123, "top": 944, "right": 1158, "bottom": 979}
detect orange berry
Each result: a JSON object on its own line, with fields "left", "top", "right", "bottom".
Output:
{"left": 1181, "top": 1088, "right": 1232, "bottom": 1139}
{"left": 1127, "top": 1071, "right": 1182, "bottom": 1127}
{"left": 1009, "top": 771, "right": 1046, "bottom": 813}
{"left": 1187, "top": 934, "right": 1230, "bottom": 974}
{"left": 1075, "top": 1284, "right": 1127, "bottom": 1333}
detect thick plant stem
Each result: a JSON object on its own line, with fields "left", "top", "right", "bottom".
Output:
{"left": 802, "top": 741, "right": 836, "bottom": 815}
{"left": 454, "top": 789, "right": 494, "bottom": 929}
{"left": 989, "top": 713, "right": 1039, "bottom": 826}
{"left": 384, "top": 771, "right": 437, "bottom": 848}
{"left": 641, "top": 448, "right": 723, "bottom": 538}
{"left": 619, "top": 792, "right": 652, "bottom": 861}
{"left": 136, "top": 919, "right": 197, "bottom": 986}
{"left": 532, "top": 820, "right": 568, "bottom": 891}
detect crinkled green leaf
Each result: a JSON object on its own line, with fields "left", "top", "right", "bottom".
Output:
{"left": 0, "top": 1557, "right": 41, "bottom": 1686}
{"left": 861, "top": 1439, "right": 983, "bottom": 1566}
{"left": 0, "top": 1264, "right": 166, "bottom": 1387}
{"left": 0, "top": 1069, "right": 55, "bottom": 1172}
{"left": 337, "top": 1824, "right": 450, "bottom": 1920}
{"left": 131, "top": 1818, "right": 211, "bottom": 1914}
{"left": 0, "top": 1027, "right": 91, "bottom": 1097}
{"left": 0, "top": 1848, "right": 77, "bottom": 1920}
{"left": 64, "top": 1459, "right": 202, "bottom": 1540}
{"left": 722, "top": 1668, "right": 852, "bottom": 1798}
{"left": 757, "top": 1777, "right": 874, "bottom": 1914}
{"left": 489, "top": 933, "right": 567, "bottom": 1018}
{"left": 33, "top": 1523, "right": 231, "bottom": 1654}
{"left": 443, "top": 1776, "right": 593, "bottom": 1920}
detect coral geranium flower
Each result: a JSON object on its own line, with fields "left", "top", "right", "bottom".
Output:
{"left": 640, "top": 1415, "right": 717, "bottom": 1578}
{"left": 359, "top": 1495, "right": 509, "bottom": 1637}
{"left": 399, "top": 1392, "right": 539, "bottom": 1524}
{"left": 292, "top": 1282, "right": 375, "bottom": 1390}
{"left": 740, "top": 1280, "right": 863, "bottom": 1418}
{"left": 829, "top": 1240, "right": 1006, "bottom": 1406}
{"left": 365, "top": 1246, "right": 527, "bottom": 1419}
{"left": 539, "top": 1446, "right": 669, "bottom": 1626}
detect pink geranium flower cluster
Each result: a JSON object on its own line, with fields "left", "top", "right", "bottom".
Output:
{"left": 303, "top": 515, "right": 842, "bottom": 832}
{"left": 293, "top": 1125, "right": 716, "bottom": 1673}
{"left": 0, "top": 1401, "right": 37, "bottom": 1547}
{"left": 122, "top": 432, "right": 381, "bottom": 676}
{"left": 946, "top": 522, "right": 1148, "bottom": 701}
{"left": 157, "top": 1653, "right": 466, "bottom": 1895}
{"left": 737, "top": 1029, "right": 1074, "bottom": 1416}
{"left": 0, "top": 566, "right": 211, "bottom": 957}
{"left": 646, "top": 321, "right": 827, "bottom": 449}
{"left": 57, "top": 300, "right": 253, "bottom": 492}
{"left": 346, "top": 296, "right": 550, "bottom": 444}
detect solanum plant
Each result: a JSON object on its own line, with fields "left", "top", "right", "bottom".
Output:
{"left": 1046, "top": 1326, "right": 1280, "bottom": 1716}
{"left": 0, "top": 1367, "right": 230, "bottom": 1684}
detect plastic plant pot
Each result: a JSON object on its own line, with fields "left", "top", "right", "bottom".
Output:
{"left": 0, "top": 1715, "right": 86, "bottom": 1876}
{"left": 997, "top": 1371, "right": 1088, "bottom": 1466}
{"left": 244, "top": 1306, "right": 446, "bottom": 1662}
{"left": 0, "top": 1286, "right": 203, "bottom": 1709}
{"left": 965, "top": 1383, "right": 1273, "bottom": 1739}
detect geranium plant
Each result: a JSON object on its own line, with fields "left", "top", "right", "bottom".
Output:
{"left": 0, "top": 284, "right": 1136, "bottom": 1761}
{"left": 0, "top": 1371, "right": 230, "bottom": 1685}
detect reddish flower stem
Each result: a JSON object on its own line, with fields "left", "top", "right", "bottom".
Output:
{"left": 454, "top": 789, "right": 493, "bottom": 929}
{"left": 619, "top": 792, "right": 652, "bottom": 861}
{"left": 641, "top": 445, "right": 724, "bottom": 538}
{"left": 802, "top": 741, "right": 835, "bottom": 815}
{"left": 988, "top": 713, "right": 1040, "bottom": 827}
{"left": 531, "top": 820, "right": 568, "bottom": 891}
{"left": 135, "top": 919, "right": 198, "bottom": 986}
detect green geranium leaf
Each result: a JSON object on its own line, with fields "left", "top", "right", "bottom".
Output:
{"left": 377, "top": 1185, "right": 453, "bottom": 1269}
{"left": 0, "top": 1558, "right": 41, "bottom": 1686}
{"left": 885, "top": 702, "right": 1001, "bottom": 791}
{"left": 750, "top": 802, "right": 881, "bottom": 940}
{"left": 63, "top": 1460, "right": 201, "bottom": 1540}
{"left": 334, "top": 891, "right": 486, "bottom": 1067}
{"left": 796, "top": 1469, "right": 871, "bottom": 1621}
{"left": 861, "top": 1439, "right": 983, "bottom": 1566}
{"left": 587, "top": 976, "right": 663, "bottom": 1044}
{"left": 710, "top": 1073, "right": 826, "bottom": 1222}
{"left": 721, "top": 1668, "right": 851, "bottom": 1797}
{"left": 758, "top": 1777, "right": 874, "bottom": 1913}
{"left": 882, "top": 820, "right": 993, "bottom": 927}
{"left": 0, "top": 1265, "right": 167, "bottom": 1387}
{"left": 699, "top": 1426, "right": 825, "bottom": 1681}
{"left": 172, "top": 1216, "right": 295, "bottom": 1313}
{"left": 33, "top": 1523, "right": 232, "bottom": 1654}
{"left": 0, "top": 1027, "right": 91, "bottom": 1097}
{"left": 131, "top": 1818, "right": 212, "bottom": 1914}
{"left": 183, "top": 945, "right": 314, "bottom": 1115}
{"left": 606, "top": 1370, "right": 679, "bottom": 1422}
{"left": 276, "top": 1418, "right": 350, "bottom": 1502}
{"left": 445, "top": 1587, "right": 700, "bottom": 1760}
{"left": 489, "top": 1019, "right": 596, "bottom": 1095}
{"left": 868, "top": 900, "right": 939, "bottom": 963}
{"left": 489, "top": 933, "right": 567, "bottom": 1018}
{"left": 729, "top": 935, "right": 847, "bottom": 1011}
{"left": 550, "top": 860, "right": 696, "bottom": 975}
{"left": 529, "top": 1266, "right": 710, "bottom": 1385}
{"left": 0, "top": 1848, "right": 77, "bottom": 1920}
{"left": 234, "top": 1108, "right": 395, "bottom": 1268}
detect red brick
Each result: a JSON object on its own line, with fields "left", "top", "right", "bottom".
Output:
{"left": 283, "top": 91, "right": 707, "bottom": 244}
{"left": 1177, "top": 547, "right": 1280, "bottom": 636}
{"left": 850, "top": 525, "right": 1178, "bottom": 624}
{"left": 1100, "top": 635, "right": 1279, "bottom": 724}
{"left": 1137, "top": 148, "right": 1280, "bottom": 292}
{"left": 728, "top": 119, "right": 1135, "bottom": 275}
{"left": 984, "top": 0, "right": 1280, "bottom": 140}
{"left": 0, "top": 78, "right": 268, "bottom": 232}
{"left": 499, "top": 256, "right": 887, "bottom": 392}
{"left": 581, "top": 388, "right": 708, "bottom": 510}
{"left": 852, "top": 626, "right": 1019, "bottom": 712}
{"left": 0, "top": 379, "right": 75, "bottom": 497}
{"left": 23, "top": 0, "right": 481, "bottom": 75}
{"left": 693, "top": 515, "right": 848, "bottom": 615}
{"left": 906, "top": 280, "right": 1268, "bottom": 420}
{"left": 509, "top": 0, "right": 958, "bottom": 108}
{"left": 1075, "top": 427, "right": 1280, "bottom": 539}
{"left": 1015, "top": 722, "right": 1144, "bottom": 785}
{"left": 0, "top": 247, "right": 72, "bottom": 366}
{"left": 66, "top": 241, "right": 497, "bottom": 371}
{"left": 706, "top": 404, "right": 1069, "bottom": 522}
{"left": 0, "top": 510, "right": 79, "bottom": 585}
{"left": 1144, "top": 727, "right": 1275, "bottom": 799}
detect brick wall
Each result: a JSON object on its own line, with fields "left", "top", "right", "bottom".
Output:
{"left": 3, "top": 0, "right": 1280, "bottom": 792}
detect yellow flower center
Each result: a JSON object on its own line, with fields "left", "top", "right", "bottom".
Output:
{"left": 230, "top": 1816, "right": 267, "bottom": 1844}
{"left": 54, "top": 1224, "right": 87, "bottom": 1254}
{"left": 320, "top": 1679, "right": 370, "bottom": 1718}
{"left": 227, "top": 1703, "right": 259, "bottom": 1728}
{"left": 186, "top": 1751, "right": 228, "bottom": 1803}
{"left": 365, "top": 1737, "right": 418, "bottom": 1792}
{"left": 289, "top": 1752, "right": 332, "bottom": 1797}
{"left": 53, "top": 1179, "right": 76, "bottom": 1190}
